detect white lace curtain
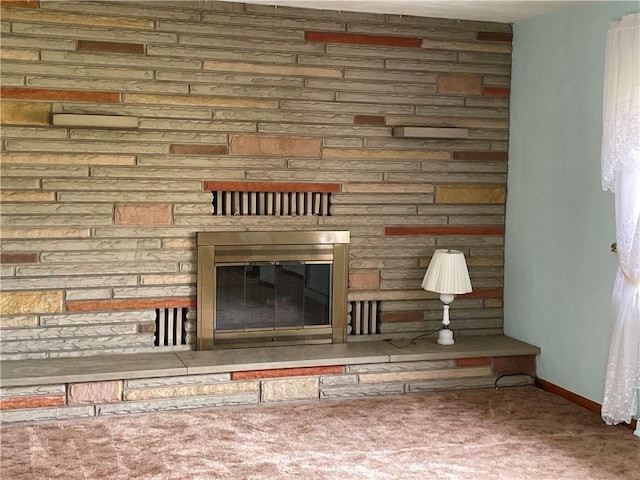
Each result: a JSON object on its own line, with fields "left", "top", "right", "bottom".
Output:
{"left": 600, "top": 12, "right": 640, "bottom": 431}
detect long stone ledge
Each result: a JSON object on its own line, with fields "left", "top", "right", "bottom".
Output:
{"left": 1, "top": 335, "right": 539, "bottom": 388}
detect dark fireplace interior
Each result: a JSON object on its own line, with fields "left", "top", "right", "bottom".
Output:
{"left": 216, "top": 263, "right": 331, "bottom": 330}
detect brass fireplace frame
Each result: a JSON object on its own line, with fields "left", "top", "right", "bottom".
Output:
{"left": 197, "top": 231, "right": 349, "bottom": 350}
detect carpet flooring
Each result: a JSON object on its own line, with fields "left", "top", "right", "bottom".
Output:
{"left": 1, "top": 386, "right": 638, "bottom": 480}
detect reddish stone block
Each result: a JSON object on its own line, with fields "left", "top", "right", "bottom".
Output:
{"left": 349, "top": 270, "right": 380, "bottom": 290}
{"left": 483, "top": 87, "right": 510, "bottom": 97}
{"left": 0, "top": 0, "right": 37, "bottom": 7}
{"left": 137, "top": 322, "right": 155, "bottom": 333}
{"left": 456, "top": 357, "right": 492, "bottom": 367}
{"left": 493, "top": 355, "right": 536, "bottom": 377}
{"left": 68, "top": 381, "right": 122, "bottom": 405}
{"left": 229, "top": 135, "right": 320, "bottom": 157}
{"left": 66, "top": 297, "right": 196, "bottom": 312}
{"left": 204, "top": 181, "right": 340, "bottom": 193}
{"left": 170, "top": 144, "right": 228, "bottom": 155}
{"left": 77, "top": 40, "right": 144, "bottom": 54}
{"left": 354, "top": 115, "right": 385, "bottom": 125}
{"left": 465, "top": 288, "right": 503, "bottom": 299}
{"left": 437, "top": 75, "right": 482, "bottom": 95}
{"left": 0, "top": 253, "right": 38, "bottom": 264}
{"left": 452, "top": 151, "right": 508, "bottom": 161}
{"left": 1, "top": 87, "right": 119, "bottom": 103}
{"left": 305, "top": 31, "right": 420, "bottom": 48}
{"left": 232, "top": 366, "right": 344, "bottom": 380}
{"left": 115, "top": 203, "right": 171, "bottom": 226}
{"left": 379, "top": 311, "right": 423, "bottom": 323}
{"left": 385, "top": 226, "right": 505, "bottom": 236}
{"left": 0, "top": 395, "right": 65, "bottom": 410}
{"left": 477, "top": 32, "right": 513, "bottom": 42}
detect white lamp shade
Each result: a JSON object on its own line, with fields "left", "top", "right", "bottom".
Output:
{"left": 421, "top": 249, "right": 472, "bottom": 294}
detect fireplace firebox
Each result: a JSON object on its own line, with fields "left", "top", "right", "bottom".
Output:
{"left": 197, "top": 231, "right": 349, "bottom": 349}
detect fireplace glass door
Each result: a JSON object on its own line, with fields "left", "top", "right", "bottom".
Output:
{"left": 197, "top": 231, "right": 349, "bottom": 349}
{"left": 215, "top": 262, "right": 331, "bottom": 333}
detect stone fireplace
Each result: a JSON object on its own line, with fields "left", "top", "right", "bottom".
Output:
{"left": 197, "top": 231, "right": 349, "bottom": 350}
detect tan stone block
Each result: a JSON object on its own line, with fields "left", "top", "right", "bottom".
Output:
{"left": 0, "top": 75, "right": 25, "bottom": 87}
{"left": 437, "top": 75, "right": 482, "bottom": 95}
{"left": 124, "top": 381, "right": 258, "bottom": 401}
{"left": 0, "top": 102, "right": 50, "bottom": 126}
{"left": 0, "top": 290, "right": 63, "bottom": 314}
{"left": 0, "top": 191, "right": 55, "bottom": 202}
{"left": 484, "top": 299, "right": 503, "bottom": 308}
{"left": 0, "top": 153, "right": 135, "bottom": 166}
{"left": 230, "top": 135, "right": 320, "bottom": 157}
{"left": 6, "top": 139, "right": 168, "bottom": 154}
{"left": 422, "top": 39, "right": 511, "bottom": 53}
{"left": 359, "top": 366, "right": 492, "bottom": 384}
{"left": 0, "top": 315, "right": 38, "bottom": 328}
{"left": 147, "top": 44, "right": 295, "bottom": 64}
{"left": 349, "top": 270, "right": 380, "bottom": 290}
{"left": 42, "top": 50, "right": 200, "bottom": 71}
{"left": 436, "top": 185, "right": 506, "bottom": 204}
{"left": 259, "top": 123, "right": 386, "bottom": 137}
{"left": 43, "top": 179, "right": 202, "bottom": 192}
{"left": 345, "top": 68, "right": 436, "bottom": 84}
{"left": 1, "top": 213, "right": 111, "bottom": 227}
{"left": 115, "top": 204, "right": 172, "bottom": 226}
{"left": 261, "top": 377, "right": 319, "bottom": 402}
{"left": 202, "top": 60, "right": 342, "bottom": 78}
{"left": 331, "top": 204, "right": 416, "bottom": 215}
{"left": 52, "top": 114, "right": 138, "bottom": 129}
{"left": 91, "top": 166, "right": 241, "bottom": 180}
{"left": 123, "top": 93, "right": 277, "bottom": 109}
{"left": 333, "top": 193, "right": 433, "bottom": 205}
{"left": 465, "top": 256, "right": 504, "bottom": 267}
{"left": 371, "top": 115, "right": 509, "bottom": 129}
{"left": 139, "top": 274, "right": 196, "bottom": 285}
{"left": 162, "top": 238, "right": 196, "bottom": 249}
{"left": 393, "top": 127, "right": 469, "bottom": 138}
{"left": 0, "top": 49, "right": 39, "bottom": 61}
{"left": 157, "top": 20, "right": 303, "bottom": 41}
{"left": 191, "top": 83, "right": 333, "bottom": 101}
{"left": 1, "top": 165, "right": 88, "bottom": 177}
{"left": 0, "top": 8, "right": 153, "bottom": 29}
{"left": 68, "top": 381, "right": 122, "bottom": 405}
{"left": 341, "top": 183, "right": 434, "bottom": 194}
{"left": 281, "top": 100, "right": 412, "bottom": 115}
{"left": 0, "top": 228, "right": 91, "bottom": 239}
{"left": 322, "top": 148, "right": 449, "bottom": 160}
{"left": 289, "top": 160, "right": 418, "bottom": 172}
{"left": 41, "top": 1, "right": 201, "bottom": 21}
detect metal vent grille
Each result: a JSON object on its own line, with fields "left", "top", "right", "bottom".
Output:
{"left": 212, "top": 191, "right": 332, "bottom": 216}
{"left": 348, "top": 300, "right": 379, "bottom": 335}
{"left": 154, "top": 307, "right": 188, "bottom": 347}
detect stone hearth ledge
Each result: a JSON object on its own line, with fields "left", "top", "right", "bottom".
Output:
{"left": 0, "top": 335, "right": 539, "bottom": 388}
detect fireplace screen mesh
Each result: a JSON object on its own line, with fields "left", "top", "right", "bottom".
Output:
{"left": 216, "top": 263, "right": 331, "bottom": 331}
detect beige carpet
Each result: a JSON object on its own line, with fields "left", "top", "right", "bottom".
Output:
{"left": 1, "top": 386, "right": 638, "bottom": 480}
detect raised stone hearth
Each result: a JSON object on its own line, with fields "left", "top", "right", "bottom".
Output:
{"left": 0, "top": 335, "right": 539, "bottom": 423}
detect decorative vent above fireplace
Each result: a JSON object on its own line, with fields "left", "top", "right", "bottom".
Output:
{"left": 205, "top": 181, "right": 340, "bottom": 217}
{"left": 212, "top": 190, "right": 332, "bottom": 216}
{"left": 197, "top": 231, "right": 349, "bottom": 350}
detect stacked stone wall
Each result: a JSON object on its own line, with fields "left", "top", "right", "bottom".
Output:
{"left": 0, "top": 0, "right": 511, "bottom": 359}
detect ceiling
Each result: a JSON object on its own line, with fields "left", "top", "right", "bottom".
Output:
{"left": 224, "top": 0, "right": 583, "bottom": 23}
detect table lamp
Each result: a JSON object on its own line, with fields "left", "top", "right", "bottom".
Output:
{"left": 421, "top": 249, "right": 472, "bottom": 345}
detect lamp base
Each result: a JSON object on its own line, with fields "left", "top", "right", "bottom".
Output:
{"left": 437, "top": 328, "right": 455, "bottom": 346}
